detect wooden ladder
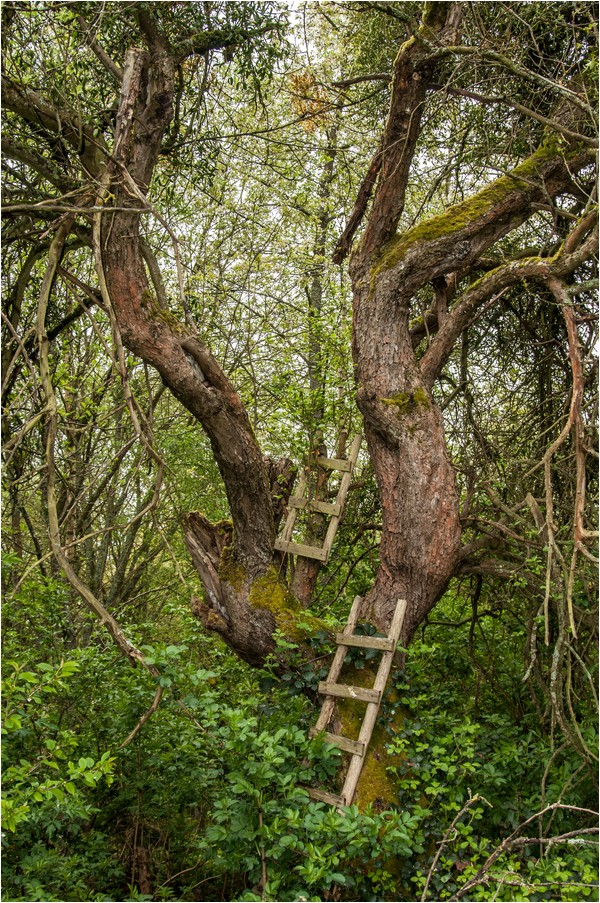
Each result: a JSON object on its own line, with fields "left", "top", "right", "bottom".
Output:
{"left": 306, "top": 595, "right": 408, "bottom": 809}
{"left": 274, "top": 435, "right": 362, "bottom": 563}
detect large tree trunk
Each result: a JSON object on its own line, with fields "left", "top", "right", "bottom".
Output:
{"left": 92, "top": 43, "right": 316, "bottom": 669}
{"left": 352, "top": 291, "right": 462, "bottom": 640}
{"left": 337, "top": 0, "right": 596, "bottom": 648}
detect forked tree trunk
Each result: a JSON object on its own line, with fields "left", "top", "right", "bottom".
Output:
{"left": 95, "top": 7, "right": 594, "bottom": 672}
{"left": 348, "top": 126, "right": 595, "bottom": 634}
{"left": 342, "top": 2, "right": 465, "bottom": 638}
{"left": 340, "top": 0, "right": 595, "bottom": 644}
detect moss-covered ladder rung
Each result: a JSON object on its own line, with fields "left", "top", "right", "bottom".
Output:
{"left": 306, "top": 596, "right": 407, "bottom": 810}
{"left": 274, "top": 435, "right": 361, "bottom": 563}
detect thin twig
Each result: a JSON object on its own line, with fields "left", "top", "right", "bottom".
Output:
{"left": 421, "top": 794, "right": 489, "bottom": 901}
{"left": 119, "top": 686, "right": 164, "bottom": 748}
{"left": 451, "top": 803, "right": 599, "bottom": 901}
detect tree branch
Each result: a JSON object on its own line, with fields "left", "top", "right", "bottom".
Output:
{"left": 35, "top": 216, "right": 156, "bottom": 670}
{"left": 354, "top": 2, "right": 463, "bottom": 262}
{"left": 76, "top": 14, "right": 123, "bottom": 84}
{"left": 174, "top": 23, "right": 283, "bottom": 63}
{"left": 450, "top": 803, "right": 599, "bottom": 901}
{"left": 429, "top": 83, "right": 598, "bottom": 148}
{"left": 1, "top": 76, "right": 106, "bottom": 176}
{"left": 332, "top": 138, "right": 383, "bottom": 265}
{"left": 1, "top": 137, "right": 76, "bottom": 190}
{"left": 331, "top": 72, "right": 391, "bottom": 88}
{"left": 420, "top": 216, "right": 598, "bottom": 385}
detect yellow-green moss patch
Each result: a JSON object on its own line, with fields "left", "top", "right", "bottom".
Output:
{"left": 249, "top": 567, "right": 326, "bottom": 640}
{"left": 409, "top": 314, "right": 425, "bottom": 330}
{"left": 141, "top": 288, "right": 186, "bottom": 335}
{"left": 381, "top": 386, "right": 430, "bottom": 417}
{"left": 218, "top": 546, "right": 247, "bottom": 592}
{"left": 371, "top": 137, "right": 566, "bottom": 284}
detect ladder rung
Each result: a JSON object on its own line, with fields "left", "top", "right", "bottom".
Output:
{"left": 287, "top": 495, "right": 309, "bottom": 510}
{"left": 306, "top": 787, "right": 346, "bottom": 807}
{"left": 315, "top": 455, "right": 352, "bottom": 472}
{"left": 318, "top": 681, "right": 381, "bottom": 703}
{"left": 309, "top": 729, "right": 365, "bottom": 757}
{"left": 274, "top": 539, "right": 328, "bottom": 561}
{"left": 335, "top": 634, "right": 396, "bottom": 652}
{"left": 288, "top": 497, "right": 341, "bottom": 517}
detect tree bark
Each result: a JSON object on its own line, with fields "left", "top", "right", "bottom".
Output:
{"left": 346, "top": 2, "right": 596, "bottom": 644}
{"left": 97, "top": 49, "right": 276, "bottom": 577}
{"left": 94, "top": 46, "right": 292, "bottom": 666}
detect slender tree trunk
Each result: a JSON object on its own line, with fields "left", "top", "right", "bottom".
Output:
{"left": 292, "top": 127, "right": 338, "bottom": 606}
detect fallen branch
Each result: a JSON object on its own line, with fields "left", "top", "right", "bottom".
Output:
{"left": 421, "top": 794, "right": 490, "bottom": 901}
{"left": 450, "top": 803, "right": 599, "bottom": 901}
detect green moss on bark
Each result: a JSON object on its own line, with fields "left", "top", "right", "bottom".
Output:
{"left": 337, "top": 666, "right": 405, "bottom": 810}
{"left": 381, "top": 386, "right": 430, "bottom": 417}
{"left": 371, "top": 138, "right": 565, "bottom": 283}
{"left": 141, "top": 288, "right": 186, "bottom": 335}
{"left": 218, "top": 546, "right": 247, "bottom": 591}
{"left": 249, "top": 567, "right": 325, "bottom": 639}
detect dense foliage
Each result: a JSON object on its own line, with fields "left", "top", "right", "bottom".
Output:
{"left": 2, "top": 572, "right": 598, "bottom": 901}
{"left": 2, "top": 1, "right": 598, "bottom": 901}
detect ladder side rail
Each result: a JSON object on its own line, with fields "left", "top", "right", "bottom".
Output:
{"left": 386, "top": 597, "right": 408, "bottom": 644}
{"left": 313, "top": 595, "right": 362, "bottom": 733}
{"left": 279, "top": 474, "right": 307, "bottom": 543}
{"left": 346, "top": 434, "right": 363, "bottom": 467}
{"left": 340, "top": 700, "right": 379, "bottom": 806}
{"left": 320, "top": 435, "right": 362, "bottom": 562}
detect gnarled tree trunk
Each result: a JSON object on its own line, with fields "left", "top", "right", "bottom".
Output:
{"left": 92, "top": 44, "right": 291, "bottom": 667}
{"left": 340, "top": 2, "right": 595, "bottom": 646}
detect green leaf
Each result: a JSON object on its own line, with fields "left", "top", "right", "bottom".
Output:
{"left": 3, "top": 714, "right": 23, "bottom": 731}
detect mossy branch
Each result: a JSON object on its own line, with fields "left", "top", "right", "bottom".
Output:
{"left": 420, "top": 215, "right": 598, "bottom": 385}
